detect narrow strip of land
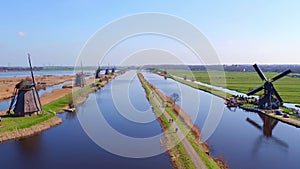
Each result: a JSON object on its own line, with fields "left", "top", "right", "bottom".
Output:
{"left": 164, "top": 73, "right": 300, "bottom": 128}
{"left": 138, "top": 73, "right": 216, "bottom": 168}
{"left": 150, "top": 90, "right": 207, "bottom": 169}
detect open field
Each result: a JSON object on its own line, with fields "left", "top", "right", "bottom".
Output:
{"left": 166, "top": 70, "right": 300, "bottom": 104}
{"left": 0, "top": 75, "right": 73, "bottom": 101}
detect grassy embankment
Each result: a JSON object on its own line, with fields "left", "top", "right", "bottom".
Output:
{"left": 138, "top": 73, "right": 222, "bottom": 169}
{"left": 0, "top": 84, "right": 95, "bottom": 134}
{"left": 172, "top": 76, "right": 229, "bottom": 99}
{"left": 166, "top": 69, "right": 300, "bottom": 104}
{"left": 139, "top": 73, "right": 196, "bottom": 169}
{"left": 164, "top": 105, "right": 224, "bottom": 169}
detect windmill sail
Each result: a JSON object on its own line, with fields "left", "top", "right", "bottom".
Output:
{"left": 271, "top": 69, "right": 292, "bottom": 82}
{"left": 28, "top": 54, "right": 43, "bottom": 113}
{"left": 253, "top": 64, "right": 267, "bottom": 81}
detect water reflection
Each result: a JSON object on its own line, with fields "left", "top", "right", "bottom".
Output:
{"left": 65, "top": 111, "right": 77, "bottom": 120}
{"left": 226, "top": 106, "right": 237, "bottom": 112}
{"left": 246, "top": 114, "right": 288, "bottom": 149}
{"left": 17, "top": 134, "right": 42, "bottom": 162}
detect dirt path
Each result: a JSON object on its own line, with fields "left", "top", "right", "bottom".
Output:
{"left": 150, "top": 91, "right": 207, "bottom": 169}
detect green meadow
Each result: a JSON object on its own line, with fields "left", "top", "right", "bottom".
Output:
{"left": 167, "top": 70, "right": 300, "bottom": 105}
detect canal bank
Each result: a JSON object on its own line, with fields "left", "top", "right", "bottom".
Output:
{"left": 138, "top": 73, "right": 224, "bottom": 169}
{"left": 144, "top": 72, "right": 300, "bottom": 169}
{"left": 0, "top": 73, "right": 118, "bottom": 143}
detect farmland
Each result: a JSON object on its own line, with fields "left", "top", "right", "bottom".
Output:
{"left": 166, "top": 70, "right": 300, "bottom": 104}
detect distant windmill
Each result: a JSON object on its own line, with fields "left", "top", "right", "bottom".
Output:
{"left": 7, "top": 54, "right": 42, "bottom": 116}
{"left": 111, "top": 67, "right": 115, "bottom": 74}
{"left": 247, "top": 64, "right": 291, "bottom": 110}
{"left": 95, "top": 66, "right": 101, "bottom": 79}
{"left": 105, "top": 68, "right": 109, "bottom": 75}
{"left": 74, "top": 61, "right": 86, "bottom": 87}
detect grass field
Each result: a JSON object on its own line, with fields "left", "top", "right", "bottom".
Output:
{"left": 167, "top": 70, "right": 300, "bottom": 104}
{"left": 0, "top": 111, "right": 55, "bottom": 133}
{"left": 0, "top": 84, "right": 95, "bottom": 134}
{"left": 0, "top": 93, "right": 71, "bottom": 134}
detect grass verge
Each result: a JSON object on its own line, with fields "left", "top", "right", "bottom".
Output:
{"left": 0, "top": 84, "right": 95, "bottom": 134}
{"left": 169, "top": 76, "right": 230, "bottom": 99}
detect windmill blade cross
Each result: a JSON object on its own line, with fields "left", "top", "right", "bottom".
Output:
{"left": 273, "top": 87, "right": 283, "bottom": 103}
{"left": 7, "top": 88, "right": 18, "bottom": 113}
{"left": 28, "top": 54, "right": 36, "bottom": 85}
{"left": 247, "top": 85, "right": 264, "bottom": 96}
{"left": 253, "top": 64, "right": 267, "bottom": 81}
{"left": 271, "top": 69, "right": 292, "bottom": 82}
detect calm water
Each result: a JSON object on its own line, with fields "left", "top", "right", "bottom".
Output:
{"left": 0, "top": 71, "right": 171, "bottom": 169}
{"left": 144, "top": 72, "right": 300, "bottom": 169}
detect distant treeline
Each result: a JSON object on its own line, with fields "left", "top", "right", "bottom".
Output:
{"left": 0, "top": 67, "right": 43, "bottom": 72}
{"left": 143, "top": 64, "right": 300, "bottom": 73}
{"left": 1, "top": 65, "right": 300, "bottom": 73}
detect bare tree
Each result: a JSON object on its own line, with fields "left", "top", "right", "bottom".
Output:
{"left": 171, "top": 93, "right": 180, "bottom": 105}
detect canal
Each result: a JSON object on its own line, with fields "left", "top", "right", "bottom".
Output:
{"left": 143, "top": 72, "right": 300, "bottom": 169}
{"left": 0, "top": 71, "right": 171, "bottom": 169}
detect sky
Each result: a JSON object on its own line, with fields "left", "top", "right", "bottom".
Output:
{"left": 1, "top": 0, "right": 300, "bottom": 66}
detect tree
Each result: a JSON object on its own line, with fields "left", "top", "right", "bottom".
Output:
{"left": 171, "top": 93, "right": 180, "bottom": 105}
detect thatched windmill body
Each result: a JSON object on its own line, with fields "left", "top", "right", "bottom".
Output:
{"left": 7, "top": 54, "right": 42, "bottom": 116}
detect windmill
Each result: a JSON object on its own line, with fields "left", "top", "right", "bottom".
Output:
{"left": 105, "top": 68, "right": 109, "bottom": 75}
{"left": 7, "top": 54, "right": 42, "bottom": 116}
{"left": 247, "top": 64, "right": 291, "bottom": 110}
{"left": 95, "top": 65, "right": 101, "bottom": 79}
{"left": 111, "top": 66, "right": 115, "bottom": 74}
{"left": 74, "top": 61, "right": 86, "bottom": 87}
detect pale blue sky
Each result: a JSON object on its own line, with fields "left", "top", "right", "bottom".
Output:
{"left": 1, "top": 1, "right": 300, "bottom": 66}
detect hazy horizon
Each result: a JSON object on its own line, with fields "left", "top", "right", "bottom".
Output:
{"left": 1, "top": 63, "right": 300, "bottom": 68}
